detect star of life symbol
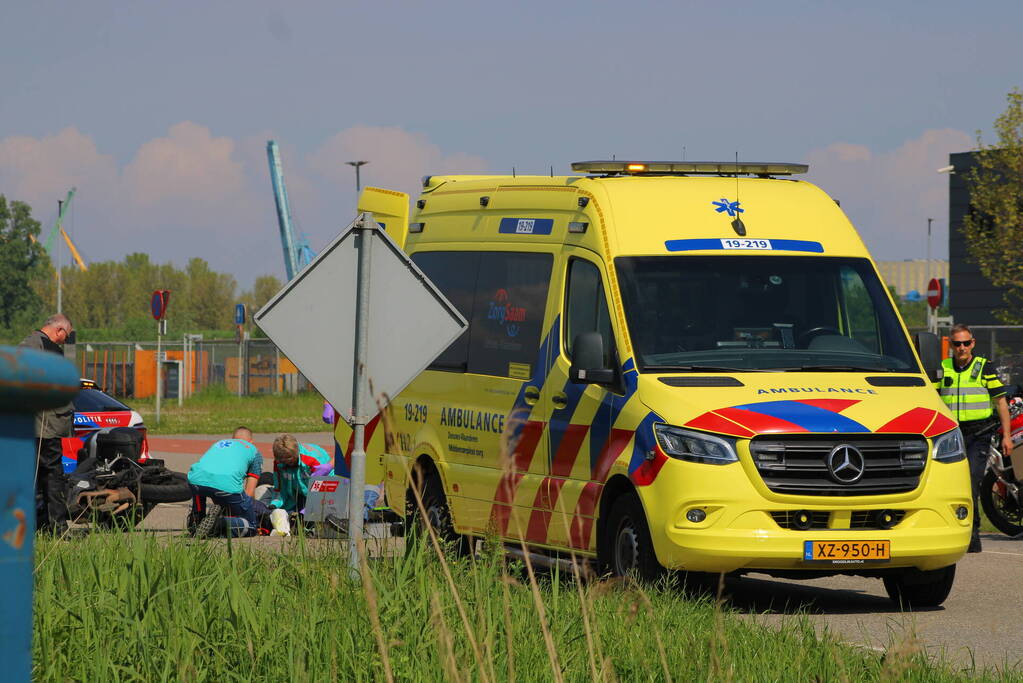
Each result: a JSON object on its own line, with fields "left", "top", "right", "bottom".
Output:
{"left": 712, "top": 198, "right": 744, "bottom": 217}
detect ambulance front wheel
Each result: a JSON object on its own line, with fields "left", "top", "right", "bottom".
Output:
{"left": 406, "top": 467, "right": 472, "bottom": 558}
{"left": 882, "top": 564, "right": 956, "bottom": 608}
{"left": 601, "top": 491, "right": 664, "bottom": 582}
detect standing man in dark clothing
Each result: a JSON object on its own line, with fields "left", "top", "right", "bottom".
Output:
{"left": 19, "top": 313, "right": 75, "bottom": 532}
{"left": 936, "top": 324, "right": 1013, "bottom": 553}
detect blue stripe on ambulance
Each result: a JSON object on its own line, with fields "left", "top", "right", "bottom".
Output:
{"left": 626, "top": 412, "right": 664, "bottom": 475}
{"left": 498, "top": 218, "right": 554, "bottom": 235}
{"left": 547, "top": 378, "right": 588, "bottom": 461}
{"left": 507, "top": 316, "right": 561, "bottom": 438}
{"left": 731, "top": 400, "right": 870, "bottom": 433}
{"left": 333, "top": 440, "right": 349, "bottom": 477}
{"left": 664, "top": 238, "right": 824, "bottom": 253}
{"left": 586, "top": 360, "right": 639, "bottom": 473}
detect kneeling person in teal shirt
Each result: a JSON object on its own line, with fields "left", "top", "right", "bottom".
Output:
{"left": 188, "top": 426, "right": 268, "bottom": 536}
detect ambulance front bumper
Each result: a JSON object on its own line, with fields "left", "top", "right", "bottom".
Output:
{"left": 642, "top": 457, "right": 973, "bottom": 574}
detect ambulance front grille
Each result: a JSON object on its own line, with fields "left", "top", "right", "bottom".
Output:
{"left": 749, "top": 436, "right": 928, "bottom": 496}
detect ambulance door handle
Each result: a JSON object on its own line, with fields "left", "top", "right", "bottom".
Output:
{"left": 551, "top": 392, "right": 568, "bottom": 410}
{"left": 524, "top": 385, "right": 541, "bottom": 405}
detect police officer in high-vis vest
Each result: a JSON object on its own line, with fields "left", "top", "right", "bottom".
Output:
{"left": 936, "top": 324, "right": 1013, "bottom": 553}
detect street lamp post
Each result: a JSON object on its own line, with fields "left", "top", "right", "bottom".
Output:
{"left": 56, "top": 199, "right": 63, "bottom": 315}
{"left": 346, "top": 160, "right": 369, "bottom": 193}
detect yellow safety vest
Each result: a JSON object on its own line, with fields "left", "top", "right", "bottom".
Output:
{"left": 935, "top": 356, "right": 1005, "bottom": 425}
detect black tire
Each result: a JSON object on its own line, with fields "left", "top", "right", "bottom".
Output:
{"left": 979, "top": 469, "right": 1023, "bottom": 537}
{"left": 882, "top": 565, "right": 956, "bottom": 609}
{"left": 600, "top": 491, "right": 664, "bottom": 582}
{"left": 406, "top": 468, "right": 471, "bottom": 557}
{"left": 187, "top": 502, "right": 223, "bottom": 538}
{"left": 139, "top": 472, "right": 192, "bottom": 504}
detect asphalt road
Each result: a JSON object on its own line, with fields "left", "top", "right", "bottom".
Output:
{"left": 727, "top": 537, "right": 1023, "bottom": 672}
{"left": 145, "top": 433, "right": 1022, "bottom": 672}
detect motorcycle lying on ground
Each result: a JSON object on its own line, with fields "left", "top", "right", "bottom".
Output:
{"left": 979, "top": 388, "right": 1023, "bottom": 537}
{"left": 66, "top": 427, "right": 192, "bottom": 528}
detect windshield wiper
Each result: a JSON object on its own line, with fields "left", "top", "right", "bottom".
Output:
{"left": 782, "top": 364, "right": 893, "bottom": 372}
{"left": 645, "top": 365, "right": 766, "bottom": 373}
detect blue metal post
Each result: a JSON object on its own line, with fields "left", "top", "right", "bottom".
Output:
{"left": 0, "top": 346, "right": 80, "bottom": 682}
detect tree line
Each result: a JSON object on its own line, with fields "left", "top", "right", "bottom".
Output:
{"left": 0, "top": 195, "right": 282, "bottom": 343}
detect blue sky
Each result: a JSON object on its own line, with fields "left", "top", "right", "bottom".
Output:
{"left": 2, "top": 1, "right": 1021, "bottom": 287}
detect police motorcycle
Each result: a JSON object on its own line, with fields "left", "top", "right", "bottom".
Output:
{"left": 66, "top": 427, "right": 192, "bottom": 528}
{"left": 979, "top": 386, "right": 1023, "bottom": 537}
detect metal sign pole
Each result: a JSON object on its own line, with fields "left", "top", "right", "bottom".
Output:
{"left": 179, "top": 335, "right": 185, "bottom": 407}
{"left": 348, "top": 213, "right": 374, "bottom": 576}
{"left": 155, "top": 322, "right": 162, "bottom": 426}
{"left": 237, "top": 334, "right": 243, "bottom": 398}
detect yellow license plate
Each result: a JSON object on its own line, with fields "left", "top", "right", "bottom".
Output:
{"left": 803, "top": 540, "right": 890, "bottom": 562}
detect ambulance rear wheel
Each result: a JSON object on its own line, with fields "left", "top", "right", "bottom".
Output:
{"left": 602, "top": 492, "right": 663, "bottom": 582}
{"left": 407, "top": 469, "right": 471, "bottom": 558}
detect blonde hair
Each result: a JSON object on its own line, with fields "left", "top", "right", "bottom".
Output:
{"left": 272, "top": 434, "right": 298, "bottom": 460}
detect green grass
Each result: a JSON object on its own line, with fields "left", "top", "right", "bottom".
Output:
{"left": 129, "top": 385, "right": 331, "bottom": 434}
{"left": 33, "top": 532, "right": 1002, "bottom": 682}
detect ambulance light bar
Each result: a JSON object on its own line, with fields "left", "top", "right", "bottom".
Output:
{"left": 571, "top": 161, "right": 809, "bottom": 176}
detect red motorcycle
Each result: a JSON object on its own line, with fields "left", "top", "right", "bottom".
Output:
{"left": 979, "top": 389, "right": 1023, "bottom": 537}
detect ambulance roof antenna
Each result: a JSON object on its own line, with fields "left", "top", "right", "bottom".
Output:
{"left": 512, "top": 166, "right": 516, "bottom": 178}
{"left": 732, "top": 150, "right": 747, "bottom": 236}
{"left": 683, "top": 146, "right": 686, "bottom": 161}
{"left": 550, "top": 165, "right": 554, "bottom": 178}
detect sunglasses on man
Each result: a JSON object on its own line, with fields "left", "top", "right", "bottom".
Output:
{"left": 951, "top": 339, "right": 974, "bottom": 348}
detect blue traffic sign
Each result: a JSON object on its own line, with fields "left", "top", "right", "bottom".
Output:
{"left": 151, "top": 290, "right": 170, "bottom": 320}
{"left": 235, "top": 303, "right": 247, "bottom": 325}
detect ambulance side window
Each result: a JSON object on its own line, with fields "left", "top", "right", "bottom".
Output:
{"left": 409, "top": 251, "right": 480, "bottom": 371}
{"left": 564, "top": 258, "right": 614, "bottom": 364}
{"left": 838, "top": 265, "right": 881, "bottom": 352}
{"left": 467, "top": 252, "right": 553, "bottom": 377}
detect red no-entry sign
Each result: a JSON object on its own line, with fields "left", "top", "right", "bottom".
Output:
{"left": 151, "top": 290, "right": 170, "bottom": 320}
{"left": 927, "top": 278, "right": 942, "bottom": 309}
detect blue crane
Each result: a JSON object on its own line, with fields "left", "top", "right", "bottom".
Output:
{"left": 266, "top": 140, "right": 314, "bottom": 280}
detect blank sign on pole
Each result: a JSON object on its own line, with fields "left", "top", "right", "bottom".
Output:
{"left": 254, "top": 216, "right": 467, "bottom": 425}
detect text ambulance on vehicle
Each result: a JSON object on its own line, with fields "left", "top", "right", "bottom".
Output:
{"left": 337, "top": 160, "right": 970, "bottom": 607}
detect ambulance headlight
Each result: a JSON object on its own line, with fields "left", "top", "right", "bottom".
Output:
{"left": 933, "top": 428, "right": 966, "bottom": 463}
{"left": 654, "top": 425, "right": 738, "bottom": 465}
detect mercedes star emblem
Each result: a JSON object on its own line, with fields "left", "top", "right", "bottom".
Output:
{"left": 827, "top": 444, "right": 865, "bottom": 484}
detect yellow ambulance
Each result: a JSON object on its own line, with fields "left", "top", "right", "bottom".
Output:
{"left": 341, "top": 160, "right": 971, "bottom": 606}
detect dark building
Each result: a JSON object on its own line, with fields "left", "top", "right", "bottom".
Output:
{"left": 948, "top": 150, "right": 1023, "bottom": 361}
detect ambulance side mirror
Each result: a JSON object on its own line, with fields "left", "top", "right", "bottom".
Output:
{"left": 569, "top": 332, "right": 615, "bottom": 386}
{"left": 914, "top": 332, "right": 942, "bottom": 383}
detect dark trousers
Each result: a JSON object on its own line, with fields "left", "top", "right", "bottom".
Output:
{"left": 190, "top": 484, "right": 269, "bottom": 536}
{"left": 36, "top": 437, "right": 69, "bottom": 530}
{"left": 964, "top": 429, "right": 991, "bottom": 542}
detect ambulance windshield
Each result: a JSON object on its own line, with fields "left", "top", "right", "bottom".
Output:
{"left": 615, "top": 255, "right": 919, "bottom": 373}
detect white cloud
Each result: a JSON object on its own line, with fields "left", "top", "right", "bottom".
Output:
{"left": 0, "top": 123, "right": 487, "bottom": 285}
{"left": 0, "top": 127, "right": 119, "bottom": 211}
{"left": 122, "top": 122, "right": 248, "bottom": 207}
{"left": 803, "top": 128, "right": 973, "bottom": 261}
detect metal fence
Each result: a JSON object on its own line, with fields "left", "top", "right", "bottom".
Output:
{"left": 68, "top": 338, "right": 313, "bottom": 399}
{"left": 71, "top": 325, "right": 1023, "bottom": 399}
